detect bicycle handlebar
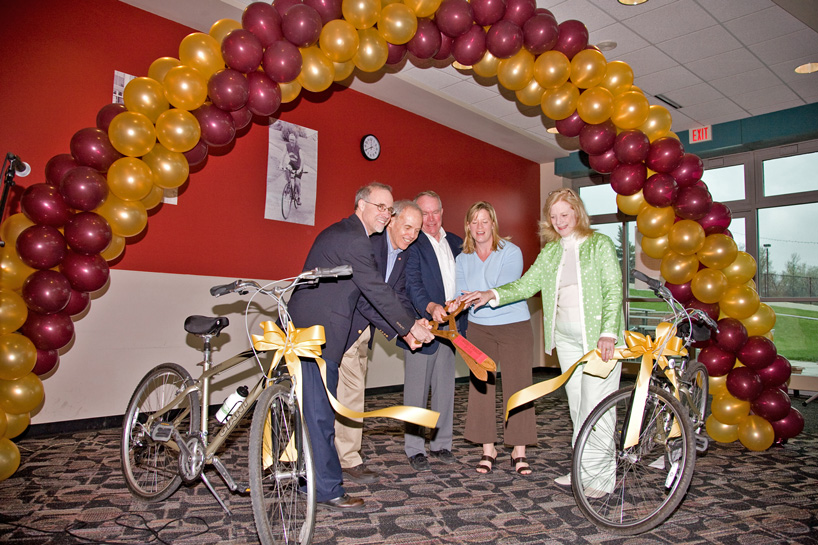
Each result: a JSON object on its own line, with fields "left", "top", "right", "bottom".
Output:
{"left": 209, "top": 266, "right": 353, "bottom": 297}
{"left": 631, "top": 270, "right": 719, "bottom": 334}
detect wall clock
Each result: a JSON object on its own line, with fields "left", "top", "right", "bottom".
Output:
{"left": 360, "top": 134, "right": 380, "bottom": 161}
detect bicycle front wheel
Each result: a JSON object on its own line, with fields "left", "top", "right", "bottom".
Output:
{"left": 571, "top": 385, "right": 696, "bottom": 534}
{"left": 282, "top": 180, "right": 293, "bottom": 219}
{"left": 249, "top": 382, "right": 316, "bottom": 545}
{"left": 121, "top": 363, "right": 201, "bottom": 502}
{"left": 681, "top": 361, "right": 709, "bottom": 432}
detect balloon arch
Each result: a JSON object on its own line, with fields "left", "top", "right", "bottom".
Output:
{"left": 0, "top": 0, "right": 805, "bottom": 480}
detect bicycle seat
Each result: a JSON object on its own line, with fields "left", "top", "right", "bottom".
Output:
{"left": 184, "top": 315, "right": 229, "bottom": 336}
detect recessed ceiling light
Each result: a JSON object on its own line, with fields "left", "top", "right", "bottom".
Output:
{"left": 618, "top": 0, "right": 648, "bottom": 5}
{"left": 547, "top": 127, "right": 559, "bottom": 134}
{"left": 452, "top": 61, "right": 472, "bottom": 70}
{"left": 795, "top": 62, "right": 818, "bottom": 74}
{"left": 596, "top": 41, "right": 617, "bottom": 52}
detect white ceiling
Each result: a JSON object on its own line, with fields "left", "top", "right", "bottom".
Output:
{"left": 121, "top": 0, "right": 818, "bottom": 163}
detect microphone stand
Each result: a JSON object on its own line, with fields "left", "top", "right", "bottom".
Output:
{"left": 0, "top": 153, "right": 20, "bottom": 248}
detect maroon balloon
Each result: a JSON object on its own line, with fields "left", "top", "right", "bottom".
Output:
{"left": 452, "top": 25, "right": 487, "bottom": 66}
{"left": 20, "top": 311, "right": 74, "bottom": 351}
{"left": 555, "top": 110, "right": 585, "bottom": 137}
{"left": 230, "top": 107, "right": 253, "bottom": 131}
{"left": 434, "top": 33, "right": 454, "bottom": 60}
{"left": 670, "top": 153, "right": 704, "bottom": 188}
{"left": 263, "top": 40, "right": 302, "bottom": 83}
{"left": 281, "top": 4, "right": 322, "bottom": 47}
{"left": 435, "top": 0, "right": 474, "bottom": 38}
{"left": 686, "top": 297, "right": 719, "bottom": 322}
{"left": 183, "top": 139, "right": 209, "bottom": 168}
{"left": 64, "top": 288, "right": 91, "bottom": 316}
{"left": 770, "top": 407, "right": 804, "bottom": 440}
{"left": 20, "top": 184, "right": 72, "bottom": 227}
{"left": 274, "top": 0, "right": 303, "bottom": 17}
{"left": 44, "top": 154, "right": 79, "bottom": 187}
{"left": 736, "top": 336, "right": 777, "bottom": 371}
{"left": 60, "top": 166, "right": 108, "bottom": 211}
{"left": 247, "top": 71, "right": 283, "bottom": 117}
{"left": 522, "top": 9, "right": 558, "bottom": 54}
{"left": 32, "top": 349, "right": 59, "bottom": 376}
{"left": 757, "top": 355, "right": 791, "bottom": 389}
{"left": 698, "top": 345, "right": 735, "bottom": 377}
{"left": 673, "top": 185, "right": 712, "bottom": 221}
{"left": 645, "top": 137, "right": 684, "bottom": 173}
{"left": 643, "top": 173, "right": 679, "bottom": 208}
{"left": 222, "top": 29, "right": 265, "bottom": 73}
{"left": 610, "top": 162, "right": 647, "bottom": 196}
{"left": 16, "top": 224, "right": 67, "bottom": 270}
{"left": 193, "top": 104, "right": 237, "bottom": 147}
{"left": 386, "top": 42, "right": 408, "bottom": 65}
{"left": 208, "top": 69, "right": 250, "bottom": 111}
{"left": 553, "top": 20, "right": 588, "bottom": 60}
{"left": 486, "top": 19, "right": 523, "bottom": 59}
{"left": 95, "top": 103, "right": 127, "bottom": 133}
{"left": 59, "top": 251, "right": 110, "bottom": 293}
{"left": 751, "top": 388, "right": 791, "bottom": 422}
{"left": 471, "top": 0, "right": 506, "bottom": 26}
{"left": 502, "top": 0, "right": 535, "bottom": 27}
{"left": 578, "top": 120, "right": 616, "bottom": 156}
{"left": 242, "top": 2, "right": 284, "bottom": 48}
{"left": 22, "top": 270, "right": 72, "bottom": 315}
{"left": 726, "top": 366, "right": 763, "bottom": 401}
{"left": 64, "top": 212, "right": 112, "bottom": 255}
{"left": 665, "top": 280, "right": 693, "bottom": 304}
{"left": 407, "top": 18, "right": 442, "bottom": 59}
{"left": 303, "top": 0, "right": 341, "bottom": 25}
{"left": 588, "top": 149, "right": 618, "bottom": 174}
{"left": 69, "top": 127, "right": 121, "bottom": 172}
{"left": 698, "top": 201, "right": 732, "bottom": 235}
{"left": 613, "top": 130, "right": 650, "bottom": 164}
{"left": 714, "top": 318, "right": 748, "bottom": 353}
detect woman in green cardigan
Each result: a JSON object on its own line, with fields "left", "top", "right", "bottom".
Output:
{"left": 461, "top": 188, "right": 624, "bottom": 487}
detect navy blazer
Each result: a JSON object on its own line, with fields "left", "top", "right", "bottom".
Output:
{"left": 287, "top": 214, "right": 415, "bottom": 363}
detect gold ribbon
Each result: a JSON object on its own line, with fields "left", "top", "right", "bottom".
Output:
{"left": 505, "top": 322, "right": 686, "bottom": 449}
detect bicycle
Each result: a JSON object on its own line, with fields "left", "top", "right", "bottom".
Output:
{"left": 281, "top": 165, "right": 304, "bottom": 220}
{"left": 120, "top": 265, "right": 351, "bottom": 545}
{"left": 570, "top": 269, "right": 718, "bottom": 534}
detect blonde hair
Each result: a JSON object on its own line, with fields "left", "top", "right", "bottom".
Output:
{"left": 462, "top": 201, "right": 509, "bottom": 254}
{"left": 538, "top": 188, "right": 594, "bottom": 243}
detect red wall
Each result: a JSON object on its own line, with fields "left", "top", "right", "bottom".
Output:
{"left": 0, "top": 0, "right": 541, "bottom": 281}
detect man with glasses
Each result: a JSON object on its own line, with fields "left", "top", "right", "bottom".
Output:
{"left": 287, "top": 183, "right": 434, "bottom": 510}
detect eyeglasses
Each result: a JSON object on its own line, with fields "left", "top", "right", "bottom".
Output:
{"left": 364, "top": 200, "right": 395, "bottom": 216}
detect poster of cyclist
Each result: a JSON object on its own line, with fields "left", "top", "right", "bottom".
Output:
{"left": 264, "top": 120, "right": 318, "bottom": 225}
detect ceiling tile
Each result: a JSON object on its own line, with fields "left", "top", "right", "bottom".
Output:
{"left": 733, "top": 84, "right": 799, "bottom": 110}
{"left": 724, "top": 6, "right": 807, "bottom": 46}
{"left": 786, "top": 77, "right": 818, "bottom": 101}
{"left": 696, "top": 0, "right": 776, "bottom": 22}
{"left": 750, "top": 28, "right": 818, "bottom": 66}
{"left": 705, "top": 110, "right": 751, "bottom": 126}
{"left": 710, "top": 67, "right": 782, "bottom": 95}
{"left": 679, "top": 97, "right": 745, "bottom": 121}
{"left": 656, "top": 24, "right": 743, "bottom": 64}
{"left": 665, "top": 110, "right": 695, "bottom": 131}
{"left": 473, "top": 94, "right": 525, "bottom": 118}
{"left": 399, "top": 66, "right": 463, "bottom": 90}
{"left": 623, "top": 1, "right": 718, "bottom": 44}
{"left": 589, "top": 0, "right": 678, "bottom": 22}
{"left": 441, "top": 80, "right": 498, "bottom": 104}
{"left": 616, "top": 46, "right": 678, "bottom": 76}
{"left": 635, "top": 65, "right": 703, "bottom": 96}
{"left": 662, "top": 82, "right": 724, "bottom": 107}
{"left": 543, "top": 0, "right": 615, "bottom": 31}
{"left": 589, "top": 22, "right": 650, "bottom": 57}
{"left": 747, "top": 98, "right": 807, "bottom": 117}
{"left": 686, "top": 47, "right": 764, "bottom": 81}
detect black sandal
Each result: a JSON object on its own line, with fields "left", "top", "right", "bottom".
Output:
{"left": 512, "top": 456, "right": 532, "bottom": 475}
{"left": 476, "top": 454, "right": 496, "bottom": 474}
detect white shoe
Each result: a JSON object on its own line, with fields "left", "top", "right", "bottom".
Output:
{"left": 555, "top": 473, "right": 571, "bottom": 486}
{"left": 584, "top": 487, "right": 610, "bottom": 499}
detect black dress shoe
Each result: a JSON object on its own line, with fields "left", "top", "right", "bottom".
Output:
{"left": 320, "top": 494, "right": 365, "bottom": 511}
{"left": 408, "top": 453, "right": 430, "bottom": 471}
{"left": 343, "top": 464, "right": 379, "bottom": 484}
{"left": 430, "top": 449, "right": 457, "bottom": 464}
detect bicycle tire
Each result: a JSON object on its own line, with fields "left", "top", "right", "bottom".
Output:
{"left": 282, "top": 179, "right": 293, "bottom": 219}
{"left": 250, "top": 382, "right": 316, "bottom": 545}
{"left": 571, "top": 385, "right": 696, "bottom": 534}
{"left": 121, "top": 363, "right": 201, "bottom": 502}
{"left": 681, "top": 361, "right": 709, "bottom": 432}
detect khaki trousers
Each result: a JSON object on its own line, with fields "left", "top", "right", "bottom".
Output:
{"left": 334, "top": 328, "right": 371, "bottom": 469}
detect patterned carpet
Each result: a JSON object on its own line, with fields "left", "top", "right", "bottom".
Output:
{"left": 1, "top": 372, "right": 817, "bottom": 545}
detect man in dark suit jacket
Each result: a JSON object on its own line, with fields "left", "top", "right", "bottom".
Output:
{"left": 403, "top": 191, "right": 468, "bottom": 471}
{"left": 335, "top": 201, "right": 423, "bottom": 484}
{"left": 287, "top": 184, "right": 434, "bottom": 510}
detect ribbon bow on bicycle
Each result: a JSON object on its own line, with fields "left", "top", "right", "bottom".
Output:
{"left": 429, "top": 300, "right": 497, "bottom": 382}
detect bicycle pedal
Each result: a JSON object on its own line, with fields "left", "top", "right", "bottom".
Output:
{"left": 695, "top": 434, "right": 709, "bottom": 453}
{"left": 150, "top": 423, "right": 174, "bottom": 442}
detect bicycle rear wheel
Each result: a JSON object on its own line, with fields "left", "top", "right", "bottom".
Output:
{"left": 281, "top": 179, "right": 293, "bottom": 219}
{"left": 681, "top": 361, "right": 709, "bottom": 432}
{"left": 121, "top": 363, "right": 201, "bottom": 502}
{"left": 250, "top": 382, "right": 316, "bottom": 545}
{"left": 571, "top": 385, "right": 696, "bottom": 534}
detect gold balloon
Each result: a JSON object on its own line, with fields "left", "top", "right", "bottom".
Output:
{"left": 154, "top": 109, "right": 201, "bottom": 153}
{"left": 108, "top": 111, "right": 156, "bottom": 157}
{"left": 298, "top": 46, "right": 336, "bottom": 93}
{"left": 0, "top": 333, "right": 36, "bottom": 381}
{"left": 403, "top": 0, "right": 441, "bottom": 17}
{"left": 617, "top": 190, "right": 646, "bottom": 216}
{"left": 698, "top": 233, "right": 738, "bottom": 270}
{"left": 209, "top": 18, "right": 242, "bottom": 44}
{"left": 516, "top": 78, "right": 546, "bottom": 107}
{"left": 576, "top": 86, "right": 613, "bottom": 125}
{"left": 640, "top": 234, "right": 670, "bottom": 259}
{"left": 107, "top": 157, "right": 155, "bottom": 202}
{"left": 0, "top": 247, "right": 36, "bottom": 292}
{"left": 179, "top": 32, "right": 225, "bottom": 80}
{"left": 709, "top": 374, "right": 728, "bottom": 397}
{"left": 497, "top": 49, "right": 535, "bottom": 91}
{"left": 1, "top": 213, "right": 34, "bottom": 249}
{"left": 148, "top": 57, "right": 182, "bottom": 84}
{"left": 343, "top": 0, "right": 381, "bottom": 30}
{"left": 141, "top": 185, "right": 166, "bottom": 211}
{"left": 123, "top": 77, "right": 169, "bottom": 124}
{"left": 378, "top": 3, "right": 418, "bottom": 45}
{"left": 353, "top": 28, "right": 389, "bottom": 72}
{"left": 279, "top": 80, "right": 302, "bottom": 103}
{"left": 473, "top": 51, "right": 500, "bottom": 78}
{"left": 0, "top": 372, "right": 44, "bottom": 414}
{"left": 569, "top": 49, "right": 607, "bottom": 89}
{"left": 660, "top": 250, "right": 699, "bottom": 285}
{"left": 723, "top": 252, "right": 757, "bottom": 285}
{"left": 95, "top": 194, "right": 149, "bottom": 239}
{"left": 600, "top": 60, "right": 634, "bottom": 95}
{"left": 739, "top": 303, "right": 776, "bottom": 337}
{"left": 533, "top": 50, "right": 571, "bottom": 89}
{"left": 720, "top": 284, "right": 760, "bottom": 320}
{"left": 636, "top": 204, "right": 675, "bottom": 238}
{"left": 616, "top": 84, "right": 643, "bottom": 96}
{"left": 142, "top": 143, "right": 189, "bottom": 190}
{"left": 611, "top": 90, "right": 650, "bottom": 130}
{"left": 738, "top": 414, "right": 775, "bottom": 451}
{"left": 320, "top": 19, "right": 361, "bottom": 63}
{"left": 668, "top": 219, "right": 705, "bottom": 256}
{"left": 637, "top": 104, "right": 673, "bottom": 142}
{"left": 0, "top": 438, "right": 20, "bottom": 482}
{"left": 705, "top": 414, "right": 739, "bottom": 443}
{"left": 333, "top": 60, "right": 356, "bottom": 81}
{"left": 541, "top": 81, "right": 579, "bottom": 121}
{"left": 3, "top": 411, "right": 28, "bottom": 439}
{"left": 691, "top": 268, "right": 728, "bottom": 304}
{"left": 163, "top": 65, "right": 209, "bottom": 111}
{"left": 101, "top": 234, "right": 126, "bottom": 262}
{"left": 711, "top": 392, "right": 750, "bottom": 425}
{"left": 0, "top": 407, "right": 5, "bottom": 438}
{"left": 0, "top": 290, "right": 27, "bottom": 336}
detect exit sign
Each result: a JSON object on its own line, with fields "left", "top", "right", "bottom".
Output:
{"left": 690, "top": 125, "right": 712, "bottom": 143}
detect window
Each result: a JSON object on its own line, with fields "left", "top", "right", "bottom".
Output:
{"left": 701, "top": 164, "right": 745, "bottom": 202}
{"left": 763, "top": 151, "right": 818, "bottom": 197}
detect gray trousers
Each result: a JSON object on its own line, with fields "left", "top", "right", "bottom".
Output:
{"left": 403, "top": 342, "right": 456, "bottom": 457}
